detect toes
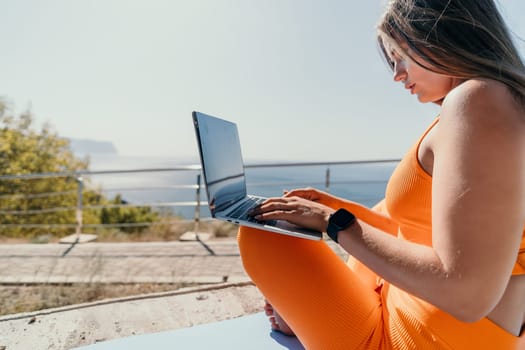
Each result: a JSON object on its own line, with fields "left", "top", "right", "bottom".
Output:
{"left": 264, "top": 301, "right": 274, "bottom": 315}
{"left": 264, "top": 300, "right": 295, "bottom": 336}
{"left": 268, "top": 316, "right": 280, "bottom": 330}
{"left": 273, "top": 314, "right": 294, "bottom": 336}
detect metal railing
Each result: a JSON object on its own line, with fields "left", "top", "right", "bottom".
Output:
{"left": 0, "top": 159, "right": 400, "bottom": 240}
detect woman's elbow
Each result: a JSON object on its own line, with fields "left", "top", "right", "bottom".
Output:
{"left": 443, "top": 284, "right": 501, "bottom": 323}
{"left": 448, "top": 304, "right": 491, "bottom": 323}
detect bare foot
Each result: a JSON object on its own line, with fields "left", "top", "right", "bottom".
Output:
{"left": 264, "top": 300, "right": 295, "bottom": 336}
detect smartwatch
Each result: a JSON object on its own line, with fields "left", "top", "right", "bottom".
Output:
{"left": 326, "top": 208, "right": 356, "bottom": 243}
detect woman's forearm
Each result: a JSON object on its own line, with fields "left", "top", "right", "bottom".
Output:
{"left": 330, "top": 198, "right": 398, "bottom": 236}
{"left": 338, "top": 219, "right": 500, "bottom": 322}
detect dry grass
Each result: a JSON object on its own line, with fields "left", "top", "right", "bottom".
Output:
{"left": 94, "top": 219, "right": 239, "bottom": 242}
{"left": 0, "top": 283, "right": 195, "bottom": 316}
{"left": 0, "top": 219, "right": 239, "bottom": 244}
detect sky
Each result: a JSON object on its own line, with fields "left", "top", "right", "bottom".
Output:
{"left": 1, "top": 0, "right": 524, "bottom": 163}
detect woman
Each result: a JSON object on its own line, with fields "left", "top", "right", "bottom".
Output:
{"left": 239, "top": 0, "right": 525, "bottom": 349}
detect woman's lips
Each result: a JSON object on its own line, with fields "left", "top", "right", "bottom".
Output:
{"left": 405, "top": 83, "right": 415, "bottom": 94}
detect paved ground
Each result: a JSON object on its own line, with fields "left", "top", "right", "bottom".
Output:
{"left": 0, "top": 239, "right": 251, "bottom": 285}
{"left": 0, "top": 238, "right": 346, "bottom": 284}
{"left": 0, "top": 237, "right": 347, "bottom": 350}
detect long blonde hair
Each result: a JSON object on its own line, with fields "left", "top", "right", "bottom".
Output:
{"left": 378, "top": 0, "right": 525, "bottom": 105}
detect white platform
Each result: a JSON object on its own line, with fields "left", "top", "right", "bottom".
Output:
{"left": 74, "top": 312, "right": 304, "bottom": 350}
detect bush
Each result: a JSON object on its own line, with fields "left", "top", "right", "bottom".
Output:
{"left": 100, "top": 194, "right": 159, "bottom": 233}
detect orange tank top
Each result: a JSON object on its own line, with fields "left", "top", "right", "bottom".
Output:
{"left": 385, "top": 118, "right": 525, "bottom": 275}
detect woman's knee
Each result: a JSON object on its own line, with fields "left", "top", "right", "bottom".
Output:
{"left": 238, "top": 226, "right": 322, "bottom": 282}
{"left": 237, "top": 226, "right": 271, "bottom": 277}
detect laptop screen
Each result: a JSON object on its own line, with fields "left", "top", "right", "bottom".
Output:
{"left": 193, "top": 112, "right": 247, "bottom": 215}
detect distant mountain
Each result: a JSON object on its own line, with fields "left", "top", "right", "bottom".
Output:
{"left": 68, "top": 138, "right": 118, "bottom": 155}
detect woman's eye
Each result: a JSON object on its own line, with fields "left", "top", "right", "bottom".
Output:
{"left": 391, "top": 50, "right": 403, "bottom": 60}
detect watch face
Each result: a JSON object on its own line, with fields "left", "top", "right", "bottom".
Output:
{"left": 332, "top": 209, "right": 356, "bottom": 228}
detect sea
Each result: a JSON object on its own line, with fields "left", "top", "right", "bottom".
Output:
{"left": 86, "top": 154, "right": 398, "bottom": 219}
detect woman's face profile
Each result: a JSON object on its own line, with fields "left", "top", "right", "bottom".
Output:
{"left": 382, "top": 38, "right": 459, "bottom": 104}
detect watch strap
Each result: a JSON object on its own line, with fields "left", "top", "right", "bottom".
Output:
{"left": 326, "top": 222, "right": 341, "bottom": 243}
{"left": 326, "top": 208, "right": 356, "bottom": 243}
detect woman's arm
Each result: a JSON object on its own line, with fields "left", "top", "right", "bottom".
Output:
{"left": 283, "top": 188, "right": 398, "bottom": 235}
{"left": 343, "top": 79, "right": 525, "bottom": 321}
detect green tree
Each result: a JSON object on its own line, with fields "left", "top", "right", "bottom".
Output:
{"left": 0, "top": 99, "right": 158, "bottom": 238}
{"left": 100, "top": 194, "right": 159, "bottom": 233}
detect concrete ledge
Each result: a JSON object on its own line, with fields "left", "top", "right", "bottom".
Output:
{"left": 0, "top": 275, "right": 250, "bottom": 284}
{"left": 0, "top": 282, "right": 263, "bottom": 350}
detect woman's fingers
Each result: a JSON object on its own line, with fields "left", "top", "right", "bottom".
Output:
{"left": 252, "top": 196, "right": 333, "bottom": 232}
{"left": 254, "top": 208, "right": 294, "bottom": 221}
{"left": 260, "top": 199, "right": 294, "bottom": 211}
{"left": 284, "top": 188, "right": 321, "bottom": 201}
{"left": 252, "top": 198, "right": 300, "bottom": 220}
{"left": 254, "top": 197, "right": 308, "bottom": 216}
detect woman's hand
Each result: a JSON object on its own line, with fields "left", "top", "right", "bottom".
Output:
{"left": 283, "top": 187, "right": 340, "bottom": 208}
{"left": 252, "top": 194, "right": 335, "bottom": 232}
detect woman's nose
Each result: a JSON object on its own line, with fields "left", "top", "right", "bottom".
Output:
{"left": 393, "top": 61, "right": 407, "bottom": 82}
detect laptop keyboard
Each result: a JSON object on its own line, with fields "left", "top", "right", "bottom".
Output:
{"left": 229, "top": 197, "right": 277, "bottom": 226}
{"left": 229, "top": 197, "right": 263, "bottom": 220}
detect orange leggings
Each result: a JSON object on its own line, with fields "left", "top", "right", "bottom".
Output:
{"left": 238, "top": 228, "right": 524, "bottom": 349}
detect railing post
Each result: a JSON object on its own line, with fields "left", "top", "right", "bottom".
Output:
{"left": 76, "top": 176, "right": 84, "bottom": 242}
{"left": 194, "top": 174, "right": 201, "bottom": 240}
{"left": 325, "top": 167, "right": 331, "bottom": 193}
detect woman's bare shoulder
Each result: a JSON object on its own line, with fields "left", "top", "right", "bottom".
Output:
{"left": 442, "top": 78, "right": 524, "bottom": 125}
{"left": 443, "top": 78, "right": 525, "bottom": 122}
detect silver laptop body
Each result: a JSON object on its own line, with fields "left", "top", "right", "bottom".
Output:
{"left": 192, "top": 111, "right": 322, "bottom": 240}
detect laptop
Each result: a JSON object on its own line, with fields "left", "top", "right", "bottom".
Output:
{"left": 192, "top": 111, "right": 322, "bottom": 240}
